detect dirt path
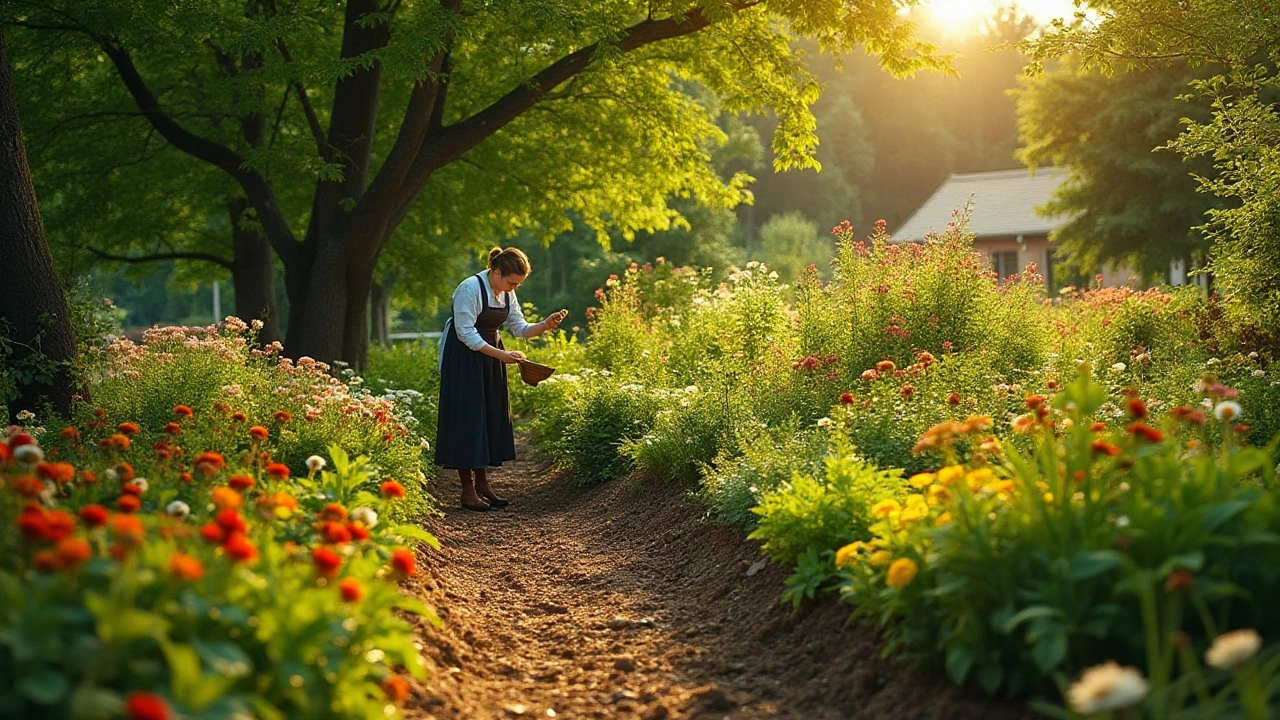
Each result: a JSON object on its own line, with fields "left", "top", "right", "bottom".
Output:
{"left": 402, "top": 440, "right": 1032, "bottom": 720}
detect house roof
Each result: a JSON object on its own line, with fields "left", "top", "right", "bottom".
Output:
{"left": 892, "top": 167, "right": 1071, "bottom": 241}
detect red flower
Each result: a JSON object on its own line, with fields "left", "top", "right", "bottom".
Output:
{"left": 116, "top": 422, "right": 140, "bottom": 436}
{"left": 12, "top": 476, "right": 43, "bottom": 498}
{"left": 391, "top": 548, "right": 416, "bottom": 577}
{"left": 312, "top": 546, "right": 342, "bottom": 577}
{"left": 1046, "top": 380, "right": 1060, "bottom": 390}
{"left": 273, "top": 410, "right": 292, "bottom": 423}
{"left": 380, "top": 481, "right": 406, "bottom": 499}
{"left": 946, "top": 392, "right": 961, "bottom": 406}
{"left": 124, "top": 691, "right": 171, "bottom": 720}
{"left": 383, "top": 675, "right": 410, "bottom": 705}
{"left": 177, "top": 472, "right": 193, "bottom": 483}
{"left": 1024, "top": 395, "right": 1046, "bottom": 410}
{"left": 117, "top": 495, "right": 141, "bottom": 513}
{"left": 193, "top": 451, "right": 226, "bottom": 470}
{"left": 168, "top": 553, "right": 205, "bottom": 582}
{"left": 81, "top": 470, "right": 97, "bottom": 484}
{"left": 79, "top": 504, "right": 109, "bottom": 527}
{"left": 319, "top": 521, "right": 352, "bottom": 545}
{"left": 899, "top": 385, "right": 915, "bottom": 400}
{"left": 228, "top": 474, "right": 255, "bottom": 491}
{"left": 200, "top": 522, "right": 226, "bottom": 544}
{"left": 17, "top": 508, "right": 50, "bottom": 540}
{"left": 347, "top": 522, "right": 370, "bottom": 541}
{"left": 860, "top": 369, "right": 879, "bottom": 382}
{"left": 1090, "top": 421, "right": 1107, "bottom": 432}
{"left": 1090, "top": 440, "right": 1122, "bottom": 456}
{"left": 162, "top": 422, "right": 182, "bottom": 436}
{"left": 59, "top": 426, "right": 80, "bottom": 441}
{"left": 875, "top": 360, "right": 896, "bottom": 373}
{"left": 264, "top": 462, "right": 290, "bottom": 480}
{"left": 1126, "top": 398, "right": 1147, "bottom": 419}
{"left": 115, "top": 461, "right": 136, "bottom": 482}
{"left": 109, "top": 434, "right": 132, "bottom": 450}
{"left": 338, "top": 578, "right": 364, "bottom": 602}
{"left": 222, "top": 534, "right": 257, "bottom": 563}
{"left": 36, "top": 461, "right": 75, "bottom": 484}
{"left": 839, "top": 392, "right": 855, "bottom": 405}
{"left": 248, "top": 426, "right": 269, "bottom": 441}
{"left": 1127, "top": 422, "right": 1164, "bottom": 443}
{"left": 320, "top": 503, "right": 348, "bottom": 522}
{"left": 54, "top": 537, "right": 92, "bottom": 567}
{"left": 8, "top": 433, "right": 34, "bottom": 447}
{"left": 33, "top": 550, "right": 61, "bottom": 573}
{"left": 231, "top": 412, "right": 247, "bottom": 422}
{"left": 109, "top": 515, "right": 145, "bottom": 547}
{"left": 121, "top": 482, "right": 143, "bottom": 497}
{"left": 173, "top": 405, "right": 193, "bottom": 419}
{"left": 214, "top": 509, "right": 247, "bottom": 535}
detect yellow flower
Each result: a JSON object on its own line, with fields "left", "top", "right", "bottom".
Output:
{"left": 926, "top": 484, "right": 951, "bottom": 506}
{"left": 871, "top": 499, "right": 901, "bottom": 519}
{"left": 908, "top": 472, "right": 935, "bottom": 489}
{"left": 936, "top": 465, "right": 965, "bottom": 486}
{"left": 885, "top": 558, "right": 919, "bottom": 588}
{"left": 935, "top": 511, "right": 952, "bottom": 526}
{"left": 905, "top": 494, "right": 928, "bottom": 509}
{"left": 984, "top": 479, "right": 1016, "bottom": 494}
{"left": 900, "top": 505, "right": 928, "bottom": 523}
{"left": 835, "top": 542, "right": 864, "bottom": 569}
{"left": 1043, "top": 492, "right": 1055, "bottom": 503}
{"left": 868, "top": 550, "right": 892, "bottom": 567}
{"left": 965, "top": 468, "right": 994, "bottom": 489}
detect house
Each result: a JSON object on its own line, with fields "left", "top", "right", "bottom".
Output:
{"left": 891, "top": 167, "right": 1139, "bottom": 290}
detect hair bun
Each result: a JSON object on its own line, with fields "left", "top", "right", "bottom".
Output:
{"left": 488, "top": 247, "right": 503, "bottom": 263}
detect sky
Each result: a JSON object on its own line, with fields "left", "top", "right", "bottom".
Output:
{"left": 917, "top": 0, "right": 1083, "bottom": 35}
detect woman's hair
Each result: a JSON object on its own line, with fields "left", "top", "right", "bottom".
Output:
{"left": 488, "top": 246, "right": 530, "bottom": 277}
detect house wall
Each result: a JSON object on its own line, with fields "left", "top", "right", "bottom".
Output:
{"left": 973, "top": 235, "right": 1136, "bottom": 290}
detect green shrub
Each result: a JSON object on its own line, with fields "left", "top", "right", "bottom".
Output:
{"left": 700, "top": 419, "right": 828, "bottom": 528}
{"left": 537, "top": 373, "right": 661, "bottom": 486}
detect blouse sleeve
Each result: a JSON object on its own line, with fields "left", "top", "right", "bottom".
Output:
{"left": 451, "top": 277, "right": 489, "bottom": 352}
{"left": 504, "top": 291, "right": 535, "bottom": 338}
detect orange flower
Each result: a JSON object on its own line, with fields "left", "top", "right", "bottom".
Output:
{"left": 1090, "top": 421, "right": 1107, "bottom": 432}
{"left": 338, "top": 578, "right": 364, "bottom": 602}
{"left": 81, "top": 470, "right": 97, "bottom": 484}
{"left": 222, "top": 534, "right": 257, "bottom": 563}
{"left": 117, "top": 422, "right": 140, "bottom": 436}
{"left": 115, "top": 461, "right": 136, "bottom": 481}
{"left": 1090, "top": 440, "right": 1122, "bottom": 456}
{"left": 875, "top": 360, "right": 896, "bottom": 373}
{"left": 117, "top": 495, "right": 142, "bottom": 513}
{"left": 391, "top": 548, "right": 416, "bottom": 577}
{"left": 248, "top": 426, "right": 269, "bottom": 441}
{"left": 35, "top": 461, "right": 76, "bottom": 484}
{"left": 173, "top": 405, "right": 193, "bottom": 418}
{"left": 193, "top": 450, "right": 226, "bottom": 470}
{"left": 899, "top": 385, "right": 915, "bottom": 400}
{"left": 273, "top": 410, "right": 292, "bottom": 423}
{"left": 839, "top": 392, "right": 855, "bottom": 405}
{"left": 12, "top": 476, "right": 43, "bottom": 498}
{"left": 320, "top": 503, "right": 348, "bottom": 522}
{"left": 1024, "top": 394, "right": 1046, "bottom": 410}
{"left": 162, "top": 422, "right": 182, "bottom": 436}
{"left": 319, "top": 521, "right": 352, "bottom": 545}
{"left": 79, "top": 504, "right": 109, "bottom": 527}
{"left": 214, "top": 509, "right": 247, "bottom": 535}
{"left": 168, "top": 553, "right": 205, "bottom": 582}
{"left": 946, "top": 392, "right": 961, "bottom": 405}
{"left": 383, "top": 675, "right": 410, "bottom": 705}
{"left": 380, "top": 481, "right": 406, "bottom": 499}
{"left": 1127, "top": 422, "right": 1164, "bottom": 443}
{"left": 1126, "top": 398, "right": 1147, "bottom": 419}
{"left": 200, "top": 522, "right": 226, "bottom": 544}
{"left": 228, "top": 474, "right": 255, "bottom": 491}
{"left": 109, "top": 514, "right": 145, "bottom": 547}
{"left": 231, "top": 411, "right": 247, "bottom": 422}
{"left": 210, "top": 487, "right": 243, "bottom": 510}
{"left": 124, "top": 691, "right": 171, "bottom": 720}
{"left": 1164, "top": 569, "right": 1195, "bottom": 593}
{"left": 33, "top": 550, "right": 62, "bottom": 573}
{"left": 346, "top": 522, "right": 370, "bottom": 541}
{"left": 58, "top": 426, "right": 80, "bottom": 441}
{"left": 54, "top": 537, "right": 92, "bottom": 567}
{"left": 312, "top": 546, "right": 343, "bottom": 577}
{"left": 264, "top": 462, "right": 290, "bottom": 480}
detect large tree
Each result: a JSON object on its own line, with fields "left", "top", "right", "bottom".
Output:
{"left": 1014, "top": 59, "right": 1218, "bottom": 281}
{"left": 9, "top": 0, "right": 942, "bottom": 367}
{"left": 0, "top": 22, "right": 79, "bottom": 420}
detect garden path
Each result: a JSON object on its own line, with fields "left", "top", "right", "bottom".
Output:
{"left": 401, "top": 440, "right": 1030, "bottom": 720}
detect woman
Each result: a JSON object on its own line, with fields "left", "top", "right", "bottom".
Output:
{"left": 435, "top": 247, "right": 567, "bottom": 511}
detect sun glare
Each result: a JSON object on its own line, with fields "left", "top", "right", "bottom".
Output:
{"left": 917, "top": 0, "right": 1080, "bottom": 36}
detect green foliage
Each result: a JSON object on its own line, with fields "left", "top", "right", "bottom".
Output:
{"left": 535, "top": 373, "right": 661, "bottom": 487}
{"left": 780, "top": 546, "right": 839, "bottom": 609}
{"left": 838, "top": 372, "right": 1280, "bottom": 698}
{"left": 700, "top": 420, "right": 828, "bottom": 528}
{"left": 748, "top": 432, "right": 906, "bottom": 565}
{"left": 754, "top": 212, "right": 833, "bottom": 284}
{"left": 0, "top": 317, "right": 65, "bottom": 417}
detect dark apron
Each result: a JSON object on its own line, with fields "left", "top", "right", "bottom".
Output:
{"left": 435, "top": 275, "right": 517, "bottom": 469}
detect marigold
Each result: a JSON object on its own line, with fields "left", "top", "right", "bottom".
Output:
{"left": 231, "top": 411, "right": 247, "bottom": 422}
{"left": 33, "top": 549, "right": 63, "bottom": 572}
{"left": 79, "top": 504, "right": 109, "bottom": 527}
{"left": 117, "top": 495, "right": 142, "bottom": 513}
{"left": 885, "top": 558, "right": 919, "bottom": 588}
{"left": 383, "top": 675, "right": 410, "bottom": 705}
{"left": 875, "top": 360, "right": 896, "bottom": 373}
{"left": 200, "top": 522, "right": 226, "bottom": 544}
{"left": 391, "top": 548, "right": 417, "bottom": 577}
{"left": 115, "top": 461, "right": 136, "bottom": 481}
{"left": 248, "top": 425, "right": 269, "bottom": 441}
{"left": 936, "top": 465, "right": 965, "bottom": 486}
{"left": 168, "top": 553, "right": 205, "bottom": 582}
{"left": 1090, "top": 421, "right": 1107, "bottom": 432}
{"left": 907, "top": 472, "right": 934, "bottom": 489}
{"left": 868, "top": 550, "right": 892, "bottom": 567}
{"left": 193, "top": 450, "right": 226, "bottom": 470}
{"left": 59, "top": 426, "right": 80, "bottom": 441}
{"left": 264, "top": 462, "right": 290, "bottom": 480}
{"left": 109, "top": 433, "right": 131, "bottom": 450}
{"left": 346, "top": 522, "right": 370, "bottom": 541}
{"left": 173, "top": 405, "right": 193, "bottom": 418}
{"left": 211, "top": 487, "right": 243, "bottom": 510}
{"left": 222, "top": 534, "right": 257, "bottom": 563}
{"left": 1126, "top": 398, "right": 1147, "bottom": 419}
{"left": 1024, "top": 394, "right": 1046, "bottom": 410}
{"left": 946, "top": 392, "right": 961, "bottom": 405}
{"left": 860, "top": 369, "right": 879, "bottom": 382}
{"left": 124, "top": 691, "right": 171, "bottom": 720}
{"left": 380, "top": 480, "right": 406, "bottom": 499}
{"left": 321, "top": 503, "right": 348, "bottom": 522}
{"left": 228, "top": 474, "right": 255, "bottom": 490}
{"left": 870, "top": 499, "right": 901, "bottom": 519}
{"left": 899, "top": 385, "right": 915, "bottom": 400}
{"left": 338, "top": 577, "right": 364, "bottom": 602}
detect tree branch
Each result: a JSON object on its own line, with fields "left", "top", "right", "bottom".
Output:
{"left": 83, "top": 245, "right": 234, "bottom": 270}
{"left": 276, "top": 39, "right": 331, "bottom": 161}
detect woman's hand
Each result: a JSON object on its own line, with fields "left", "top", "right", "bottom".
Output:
{"left": 543, "top": 309, "right": 569, "bottom": 331}
{"left": 502, "top": 350, "right": 526, "bottom": 364}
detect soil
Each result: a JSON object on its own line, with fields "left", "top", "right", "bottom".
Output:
{"left": 402, "top": 439, "right": 1035, "bottom": 720}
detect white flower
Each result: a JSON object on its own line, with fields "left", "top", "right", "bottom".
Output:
{"left": 306, "top": 455, "right": 327, "bottom": 473}
{"left": 166, "top": 501, "right": 191, "bottom": 519}
{"left": 1066, "top": 661, "right": 1149, "bottom": 714}
{"left": 128, "top": 478, "right": 149, "bottom": 493}
{"left": 15, "top": 410, "right": 34, "bottom": 421}
{"left": 1111, "top": 362, "right": 1127, "bottom": 372}
{"left": 1254, "top": 369, "right": 1265, "bottom": 377}
{"left": 816, "top": 417, "right": 833, "bottom": 428}
{"left": 420, "top": 438, "right": 431, "bottom": 451}
{"left": 13, "top": 444, "right": 44, "bottom": 463}
{"left": 350, "top": 507, "right": 378, "bottom": 528}
{"left": 39, "top": 480, "right": 57, "bottom": 505}
{"left": 1205, "top": 629, "right": 1262, "bottom": 669}
{"left": 1214, "top": 401, "right": 1243, "bottom": 422}
{"left": 1249, "top": 351, "right": 1259, "bottom": 359}
{"left": 1114, "top": 515, "right": 1130, "bottom": 528}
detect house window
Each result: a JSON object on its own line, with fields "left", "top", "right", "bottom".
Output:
{"left": 992, "top": 250, "right": 1019, "bottom": 281}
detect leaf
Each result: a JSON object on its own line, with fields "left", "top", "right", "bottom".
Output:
{"left": 945, "top": 644, "right": 974, "bottom": 685}
{"left": 68, "top": 685, "right": 122, "bottom": 720}
{"left": 19, "top": 668, "right": 70, "bottom": 705}
{"left": 1031, "top": 632, "right": 1068, "bottom": 673}
{"left": 1155, "top": 551, "right": 1204, "bottom": 578}
{"left": 1067, "top": 550, "right": 1125, "bottom": 581}
{"left": 391, "top": 524, "right": 440, "bottom": 549}
{"left": 1197, "top": 500, "right": 1251, "bottom": 532}
{"left": 976, "top": 663, "right": 1006, "bottom": 695}
{"left": 1001, "top": 605, "right": 1064, "bottom": 634}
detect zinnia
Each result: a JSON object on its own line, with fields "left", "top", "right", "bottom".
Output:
{"left": 1066, "top": 662, "right": 1149, "bottom": 714}
{"left": 124, "top": 691, "right": 171, "bottom": 720}
{"left": 380, "top": 480, "right": 406, "bottom": 499}
{"left": 391, "top": 547, "right": 416, "bottom": 576}
{"left": 265, "top": 462, "right": 290, "bottom": 480}
{"left": 168, "top": 553, "right": 205, "bottom": 582}
{"left": 338, "top": 578, "right": 364, "bottom": 602}
{"left": 222, "top": 534, "right": 257, "bottom": 563}
{"left": 383, "top": 675, "right": 410, "bottom": 705}
{"left": 1204, "top": 629, "right": 1262, "bottom": 669}
{"left": 248, "top": 425, "right": 269, "bottom": 441}
{"left": 79, "top": 504, "right": 109, "bottom": 527}
{"left": 313, "top": 546, "right": 343, "bottom": 577}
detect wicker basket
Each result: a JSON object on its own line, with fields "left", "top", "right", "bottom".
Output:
{"left": 516, "top": 359, "right": 556, "bottom": 386}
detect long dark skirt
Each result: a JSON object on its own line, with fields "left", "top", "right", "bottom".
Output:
{"left": 435, "top": 330, "right": 516, "bottom": 469}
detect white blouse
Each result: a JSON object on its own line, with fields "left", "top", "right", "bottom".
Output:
{"left": 438, "top": 272, "right": 535, "bottom": 370}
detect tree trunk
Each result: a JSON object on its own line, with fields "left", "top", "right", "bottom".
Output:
{"left": 0, "top": 24, "right": 80, "bottom": 421}
{"left": 370, "top": 268, "right": 401, "bottom": 348}
{"left": 227, "top": 198, "right": 283, "bottom": 344}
